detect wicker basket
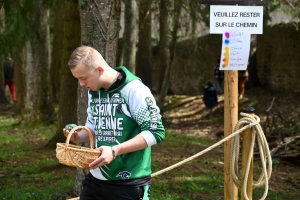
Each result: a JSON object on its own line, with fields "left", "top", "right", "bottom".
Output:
{"left": 56, "top": 126, "right": 101, "bottom": 169}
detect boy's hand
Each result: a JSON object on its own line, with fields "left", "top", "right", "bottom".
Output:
{"left": 63, "top": 124, "right": 79, "bottom": 143}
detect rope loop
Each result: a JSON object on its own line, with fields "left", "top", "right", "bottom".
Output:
{"left": 230, "top": 112, "right": 272, "bottom": 200}
{"left": 151, "top": 112, "right": 272, "bottom": 200}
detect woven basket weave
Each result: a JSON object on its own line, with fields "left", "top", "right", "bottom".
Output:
{"left": 56, "top": 126, "right": 101, "bottom": 169}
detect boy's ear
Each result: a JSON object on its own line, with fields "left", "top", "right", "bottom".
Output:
{"left": 97, "top": 66, "right": 104, "bottom": 74}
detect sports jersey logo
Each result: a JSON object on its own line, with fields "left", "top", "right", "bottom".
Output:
{"left": 111, "top": 93, "right": 120, "bottom": 98}
{"left": 117, "top": 171, "right": 131, "bottom": 179}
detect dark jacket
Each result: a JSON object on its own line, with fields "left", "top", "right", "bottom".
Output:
{"left": 203, "top": 86, "right": 218, "bottom": 107}
{"left": 214, "top": 65, "right": 224, "bottom": 81}
{"left": 3, "top": 59, "right": 14, "bottom": 81}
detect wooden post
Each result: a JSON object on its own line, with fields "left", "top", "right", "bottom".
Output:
{"left": 241, "top": 107, "right": 255, "bottom": 200}
{"left": 224, "top": 70, "right": 238, "bottom": 200}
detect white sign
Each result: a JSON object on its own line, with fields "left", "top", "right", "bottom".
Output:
{"left": 210, "top": 5, "right": 263, "bottom": 34}
{"left": 220, "top": 30, "right": 251, "bottom": 70}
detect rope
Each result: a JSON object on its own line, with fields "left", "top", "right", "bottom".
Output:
{"left": 230, "top": 113, "right": 272, "bottom": 200}
{"left": 151, "top": 112, "right": 272, "bottom": 200}
{"left": 68, "top": 113, "right": 272, "bottom": 200}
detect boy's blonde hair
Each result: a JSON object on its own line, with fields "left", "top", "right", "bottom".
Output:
{"left": 68, "top": 46, "right": 95, "bottom": 69}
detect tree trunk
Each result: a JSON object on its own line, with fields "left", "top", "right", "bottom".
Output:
{"left": 158, "top": 0, "right": 182, "bottom": 114}
{"left": 11, "top": 45, "right": 26, "bottom": 114}
{"left": 2, "top": 1, "right": 26, "bottom": 113}
{"left": 121, "top": 0, "right": 137, "bottom": 73}
{"left": 50, "top": 1, "right": 65, "bottom": 104}
{"left": 46, "top": 0, "right": 80, "bottom": 149}
{"left": 0, "top": 87, "right": 9, "bottom": 105}
{"left": 0, "top": 5, "right": 8, "bottom": 105}
{"left": 136, "top": 0, "right": 153, "bottom": 89}
{"left": 24, "top": 2, "right": 55, "bottom": 124}
{"left": 157, "top": 0, "right": 170, "bottom": 94}
{"left": 74, "top": 0, "right": 121, "bottom": 196}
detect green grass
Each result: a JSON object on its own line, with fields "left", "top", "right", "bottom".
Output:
{"left": 151, "top": 131, "right": 224, "bottom": 199}
{"left": 0, "top": 115, "right": 299, "bottom": 200}
{"left": 0, "top": 116, "right": 75, "bottom": 199}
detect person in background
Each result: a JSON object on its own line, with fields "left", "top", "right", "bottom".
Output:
{"left": 63, "top": 45, "right": 165, "bottom": 200}
{"left": 203, "top": 80, "right": 218, "bottom": 118}
{"left": 238, "top": 70, "right": 249, "bottom": 99}
{"left": 213, "top": 59, "right": 224, "bottom": 95}
{"left": 3, "top": 55, "right": 16, "bottom": 101}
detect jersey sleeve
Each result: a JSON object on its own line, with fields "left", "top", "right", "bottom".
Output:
{"left": 125, "top": 80, "right": 165, "bottom": 146}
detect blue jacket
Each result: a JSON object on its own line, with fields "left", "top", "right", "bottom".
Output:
{"left": 203, "top": 86, "right": 218, "bottom": 107}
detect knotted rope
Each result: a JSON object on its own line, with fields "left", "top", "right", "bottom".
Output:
{"left": 151, "top": 112, "right": 272, "bottom": 200}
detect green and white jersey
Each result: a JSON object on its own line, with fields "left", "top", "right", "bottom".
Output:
{"left": 85, "top": 66, "right": 165, "bottom": 181}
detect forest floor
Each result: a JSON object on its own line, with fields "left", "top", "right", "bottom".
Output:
{"left": 1, "top": 86, "right": 300, "bottom": 199}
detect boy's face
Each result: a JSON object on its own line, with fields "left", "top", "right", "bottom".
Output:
{"left": 70, "top": 63, "right": 102, "bottom": 91}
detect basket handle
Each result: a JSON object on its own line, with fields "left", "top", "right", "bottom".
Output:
{"left": 65, "top": 126, "right": 95, "bottom": 149}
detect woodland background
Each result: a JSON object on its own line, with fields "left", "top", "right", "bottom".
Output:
{"left": 0, "top": 0, "right": 300, "bottom": 197}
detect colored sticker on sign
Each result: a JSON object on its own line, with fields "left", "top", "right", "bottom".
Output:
{"left": 222, "top": 32, "right": 230, "bottom": 68}
{"left": 219, "top": 30, "right": 251, "bottom": 70}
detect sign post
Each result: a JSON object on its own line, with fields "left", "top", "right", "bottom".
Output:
{"left": 207, "top": 4, "right": 264, "bottom": 200}
{"left": 223, "top": 70, "right": 239, "bottom": 199}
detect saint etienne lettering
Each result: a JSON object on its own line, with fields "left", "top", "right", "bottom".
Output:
{"left": 91, "top": 95, "right": 126, "bottom": 141}
{"left": 94, "top": 116, "right": 123, "bottom": 130}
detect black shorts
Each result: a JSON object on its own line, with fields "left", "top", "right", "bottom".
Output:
{"left": 80, "top": 173, "right": 151, "bottom": 200}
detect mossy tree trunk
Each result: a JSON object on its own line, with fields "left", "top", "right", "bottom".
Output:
{"left": 74, "top": 0, "right": 121, "bottom": 196}
{"left": 46, "top": 0, "right": 80, "bottom": 148}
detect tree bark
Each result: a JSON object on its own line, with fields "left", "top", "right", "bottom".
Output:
{"left": 11, "top": 45, "right": 26, "bottom": 114}
{"left": 24, "top": 2, "right": 55, "bottom": 124}
{"left": 50, "top": 1, "right": 65, "bottom": 104}
{"left": 136, "top": 0, "right": 153, "bottom": 89}
{"left": 157, "top": 0, "right": 170, "bottom": 94}
{"left": 46, "top": 0, "right": 80, "bottom": 148}
{"left": 121, "top": 0, "right": 138, "bottom": 73}
{"left": 2, "top": 1, "right": 26, "bottom": 113}
{"left": 0, "top": 87, "right": 9, "bottom": 105}
{"left": 74, "top": 0, "right": 121, "bottom": 196}
{"left": 0, "top": 5, "right": 8, "bottom": 105}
